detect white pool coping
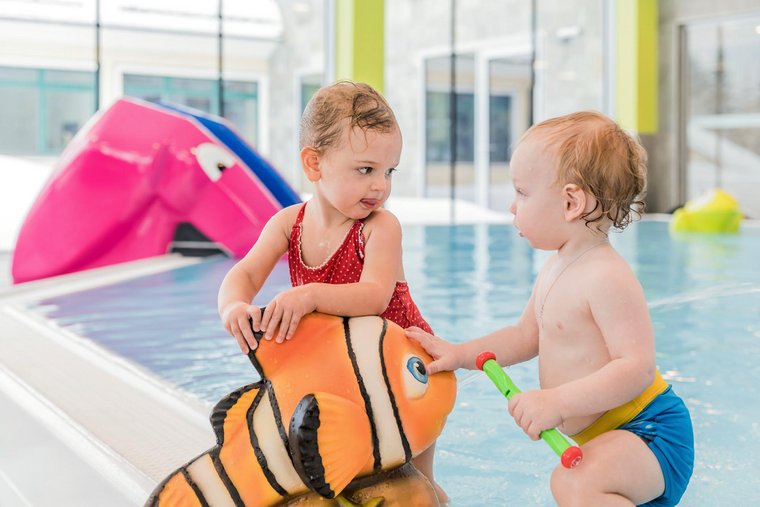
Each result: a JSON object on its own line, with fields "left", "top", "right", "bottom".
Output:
{"left": 0, "top": 255, "right": 216, "bottom": 505}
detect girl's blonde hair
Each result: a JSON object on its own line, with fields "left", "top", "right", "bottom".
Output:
{"left": 299, "top": 81, "right": 399, "bottom": 152}
{"left": 523, "top": 111, "right": 647, "bottom": 230}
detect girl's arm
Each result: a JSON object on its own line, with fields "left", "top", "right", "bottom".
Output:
{"left": 258, "top": 209, "right": 402, "bottom": 342}
{"left": 316, "top": 208, "right": 402, "bottom": 314}
{"left": 218, "top": 206, "right": 294, "bottom": 351}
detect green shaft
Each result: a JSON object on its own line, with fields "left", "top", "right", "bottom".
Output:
{"left": 481, "top": 359, "right": 572, "bottom": 457}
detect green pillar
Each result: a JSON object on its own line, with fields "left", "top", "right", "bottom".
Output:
{"left": 335, "top": 0, "right": 385, "bottom": 93}
{"left": 615, "top": 0, "right": 658, "bottom": 134}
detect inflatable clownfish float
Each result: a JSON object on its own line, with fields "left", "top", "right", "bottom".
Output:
{"left": 670, "top": 188, "right": 743, "bottom": 234}
{"left": 146, "top": 313, "right": 457, "bottom": 506}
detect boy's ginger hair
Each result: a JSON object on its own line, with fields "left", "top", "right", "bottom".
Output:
{"left": 523, "top": 111, "right": 647, "bottom": 230}
{"left": 299, "top": 81, "right": 399, "bottom": 152}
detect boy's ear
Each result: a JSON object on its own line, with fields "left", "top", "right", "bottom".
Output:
{"left": 301, "top": 146, "right": 321, "bottom": 182}
{"left": 562, "top": 183, "right": 587, "bottom": 221}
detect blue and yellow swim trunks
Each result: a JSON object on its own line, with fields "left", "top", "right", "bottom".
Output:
{"left": 621, "top": 386, "right": 694, "bottom": 506}
{"left": 571, "top": 373, "right": 694, "bottom": 507}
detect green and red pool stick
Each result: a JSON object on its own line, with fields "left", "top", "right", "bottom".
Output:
{"left": 475, "top": 351, "right": 583, "bottom": 469}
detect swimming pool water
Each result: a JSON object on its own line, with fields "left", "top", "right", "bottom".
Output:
{"left": 29, "top": 220, "right": 760, "bottom": 506}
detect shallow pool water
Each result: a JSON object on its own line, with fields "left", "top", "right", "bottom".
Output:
{"left": 30, "top": 220, "right": 760, "bottom": 505}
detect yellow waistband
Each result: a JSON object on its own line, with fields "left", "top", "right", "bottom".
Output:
{"left": 570, "top": 371, "right": 669, "bottom": 446}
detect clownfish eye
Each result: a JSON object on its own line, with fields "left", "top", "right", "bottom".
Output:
{"left": 403, "top": 355, "right": 429, "bottom": 399}
{"left": 407, "top": 357, "right": 428, "bottom": 382}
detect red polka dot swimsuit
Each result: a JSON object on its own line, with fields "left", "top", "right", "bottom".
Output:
{"left": 289, "top": 203, "right": 433, "bottom": 333}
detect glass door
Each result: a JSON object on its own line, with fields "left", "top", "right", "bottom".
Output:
{"left": 681, "top": 16, "right": 760, "bottom": 218}
{"left": 486, "top": 55, "right": 532, "bottom": 212}
{"left": 424, "top": 54, "right": 476, "bottom": 201}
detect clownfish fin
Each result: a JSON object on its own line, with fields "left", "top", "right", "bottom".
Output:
{"left": 210, "top": 381, "right": 263, "bottom": 445}
{"left": 289, "top": 392, "right": 373, "bottom": 499}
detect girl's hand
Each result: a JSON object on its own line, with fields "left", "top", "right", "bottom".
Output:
{"left": 260, "top": 285, "right": 316, "bottom": 343}
{"left": 405, "top": 327, "right": 463, "bottom": 374}
{"left": 508, "top": 388, "right": 564, "bottom": 440}
{"left": 221, "top": 302, "right": 262, "bottom": 353}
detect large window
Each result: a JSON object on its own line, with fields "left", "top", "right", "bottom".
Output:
{"left": 682, "top": 16, "right": 760, "bottom": 218}
{"left": 0, "top": 66, "right": 95, "bottom": 155}
{"left": 423, "top": 53, "right": 529, "bottom": 208}
{"left": 424, "top": 54, "right": 476, "bottom": 200}
{"left": 123, "top": 74, "right": 259, "bottom": 146}
{"left": 487, "top": 55, "right": 531, "bottom": 211}
{"left": 489, "top": 95, "right": 512, "bottom": 164}
{"left": 425, "top": 89, "right": 513, "bottom": 165}
{"left": 425, "top": 90, "right": 475, "bottom": 163}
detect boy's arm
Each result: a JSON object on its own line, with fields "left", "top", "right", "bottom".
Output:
{"left": 458, "top": 286, "right": 540, "bottom": 370}
{"left": 408, "top": 286, "right": 540, "bottom": 374}
{"left": 552, "top": 263, "right": 657, "bottom": 419}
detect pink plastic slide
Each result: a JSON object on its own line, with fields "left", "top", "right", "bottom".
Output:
{"left": 12, "top": 97, "right": 300, "bottom": 283}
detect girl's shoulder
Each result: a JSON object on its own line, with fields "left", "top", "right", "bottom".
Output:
{"left": 362, "top": 208, "right": 402, "bottom": 239}
{"left": 267, "top": 203, "right": 304, "bottom": 234}
{"left": 278, "top": 202, "right": 305, "bottom": 222}
{"left": 364, "top": 208, "right": 401, "bottom": 231}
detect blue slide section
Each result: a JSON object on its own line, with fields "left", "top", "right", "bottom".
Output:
{"left": 158, "top": 101, "right": 301, "bottom": 207}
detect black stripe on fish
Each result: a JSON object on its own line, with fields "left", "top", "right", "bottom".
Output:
{"left": 288, "top": 394, "right": 334, "bottom": 498}
{"left": 343, "top": 317, "right": 382, "bottom": 471}
{"left": 247, "top": 348, "right": 264, "bottom": 378}
{"left": 210, "top": 447, "right": 245, "bottom": 507}
{"left": 246, "top": 309, "right": 266, "bottom": 376}
{"left": 247, "top": 383, "right": 288, "bottom": 496}
{"left": 181, "top": 467, "right": 210, "bottom": 507}
{"left": 378, "top": 318, "right": 413, "bottom": 462}
{"left": 245, "top": 339, "right": 265, "bottom": 377}
{"left": 211, "top": 382, "right": 261, "bottom": 445}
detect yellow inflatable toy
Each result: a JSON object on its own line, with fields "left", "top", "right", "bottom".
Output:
{"left": 670, "top": 188, "right": 743, "bottom": 234}
{"left": 146, "top": 313, "right": 457, "bottom": 507}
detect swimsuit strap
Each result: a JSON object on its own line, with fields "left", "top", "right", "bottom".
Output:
{"left": 355, "top": 220, "right": 366, "bottom": 260}
{"left": 293, "top": 202, "right": 307, "bottom": 230}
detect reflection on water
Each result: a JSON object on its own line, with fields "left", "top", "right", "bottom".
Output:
{"left": 28, "top": 221, "right": 760, "bottom": 506}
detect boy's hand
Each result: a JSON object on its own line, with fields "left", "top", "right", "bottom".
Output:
{"left": 405, "top": 327, "right": 462, "bottom": 374}
{"left": 221, "top": 302, "right": 262, "bottom": 353}
{"left": 260, "top": 285, "right": 316, "bottom": 344}
{"left": 508, "top": 389, "right": 564, "bottom": 440}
